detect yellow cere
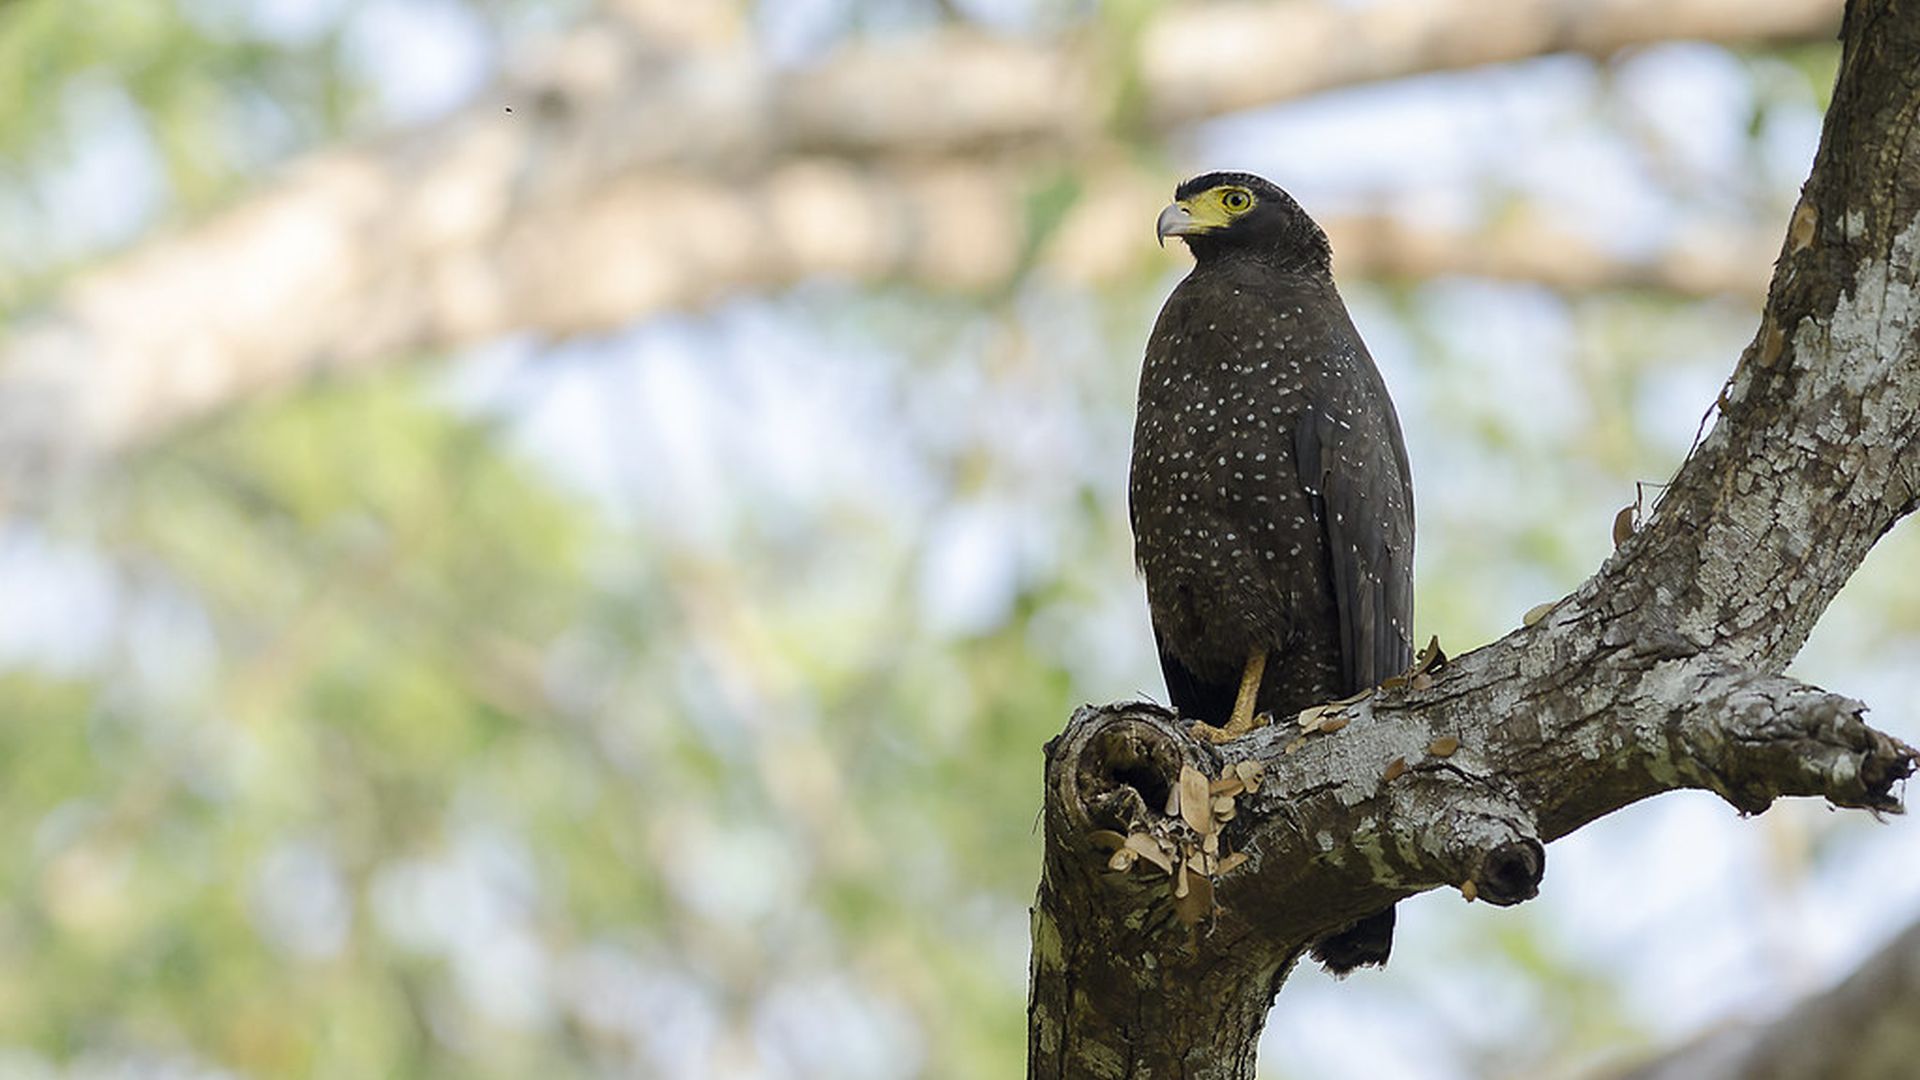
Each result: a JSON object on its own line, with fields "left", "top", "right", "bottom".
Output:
{"left": 1177, "top": 186, "right": 1258, "bottom": 231}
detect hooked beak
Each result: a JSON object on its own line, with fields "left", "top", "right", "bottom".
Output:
{"left": 1156, "top": 201, "right": 1201, "bottom": 247}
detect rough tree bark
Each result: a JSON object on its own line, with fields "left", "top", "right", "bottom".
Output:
{"left": 1027, "top": 2, "right": 1920, "bottom": 1076}
{"left": 0, "top": 0, "right": 1830, "bottom": 512}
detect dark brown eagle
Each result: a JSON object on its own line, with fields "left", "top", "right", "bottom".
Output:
{"left": 1129, "top": 171, "right": 1414, "bottom": 972}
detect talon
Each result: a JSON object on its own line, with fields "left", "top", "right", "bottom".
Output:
{"left": 1189, "top": 654, "right": 1272, "bottom": 742}
{"left": 1221, "top": 650, "right": 1267, "bottom": 738}
{"left": 1189, "top": 720, "right": 1236, "bottom": 744}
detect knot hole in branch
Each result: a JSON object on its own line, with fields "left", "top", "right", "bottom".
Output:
{"left": 1076, "top": 719, "right": 1187, "bottom": 831}
{"left": 1474, "top": 839, "right": 1545, "bottom": 907}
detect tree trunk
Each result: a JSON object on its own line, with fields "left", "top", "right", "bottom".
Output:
{"left": 1027, "top": 1, "right": 1920, "bottom": 1075}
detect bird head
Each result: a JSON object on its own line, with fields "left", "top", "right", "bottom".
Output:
{"left": 1156, "top": 172, "right": 1331, "bottom": 270}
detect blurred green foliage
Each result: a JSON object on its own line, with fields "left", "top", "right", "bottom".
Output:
{"left": 0, "top": 0, "right": 350, "bottom": 297}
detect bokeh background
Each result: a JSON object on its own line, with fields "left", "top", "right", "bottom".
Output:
{"left": 0, "top": 1, "right": 1916, "bottom": 1077}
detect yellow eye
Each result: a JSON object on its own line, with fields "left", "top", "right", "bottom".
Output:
{"left": 1222, "top": 189, "right": 1252, "bottom": 212}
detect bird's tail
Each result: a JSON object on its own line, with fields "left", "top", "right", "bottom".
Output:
{"left": 1309, "top": 905, "right": 1396, "bottom": 975}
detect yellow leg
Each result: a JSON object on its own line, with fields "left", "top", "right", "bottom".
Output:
{"left": 1191, "top": 650, "right": 1268, "bottom": 744}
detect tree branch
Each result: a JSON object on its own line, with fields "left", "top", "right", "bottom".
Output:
{"left": 1027, "top": 1, "right": 1920, "bottom": 1075}
{"left": 0, "top": 0, "right": 1831, "bottom": 510}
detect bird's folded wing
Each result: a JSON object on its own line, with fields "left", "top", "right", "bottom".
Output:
{"left": 1293, "top": 405, "right": 1414, "bottom": 692}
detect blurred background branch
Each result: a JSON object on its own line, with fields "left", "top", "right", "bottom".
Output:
{"left": 0, "top": 0, "right": 1820, "bottom": 509}
{"left": 1611, "top": 917, "right": 1920, "bottom": 1080}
